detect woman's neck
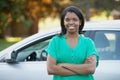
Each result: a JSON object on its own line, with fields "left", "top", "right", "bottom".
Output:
{"left": 66, "top": 33, "right": 79, "bottom": 39}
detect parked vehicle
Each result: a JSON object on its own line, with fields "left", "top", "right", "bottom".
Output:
{"left": 0, "top": 20, "right": 120, "bottom": 80}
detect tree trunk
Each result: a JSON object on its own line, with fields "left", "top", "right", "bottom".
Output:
{"left": 0, "top": 28, "right": 5, "bottom": 38}
{"left": 29, "top": 20, "right": 38, "bottom": 36}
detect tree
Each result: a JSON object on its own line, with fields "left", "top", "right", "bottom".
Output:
{"left": 0, "top": 0, "right": 32, "bottom": 38}
{"left": 0, "top": 0, "right": 72, "bottom": 38}
{"left": 1, "top": 0, "right": 119, "bottom": 38}
{"left": 71, "top": 0, "right": 120, "bottom": 20}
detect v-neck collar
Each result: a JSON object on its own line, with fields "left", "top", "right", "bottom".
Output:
{"left": 63, "top": 35, "right": 82, "bottom": 50}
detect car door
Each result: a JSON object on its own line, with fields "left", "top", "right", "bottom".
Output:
{"left": 0, "top": 35, "right": 53, "bottom": 80}
{"left": 87, "top": 30, "right": 120, "bottom": 80}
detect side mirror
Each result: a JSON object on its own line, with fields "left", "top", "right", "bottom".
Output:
{"left": 5, "top": 51, "right": 18, "bottom": 64}
{"left": 5, "top": 59, "right": 18, "bottom": 64}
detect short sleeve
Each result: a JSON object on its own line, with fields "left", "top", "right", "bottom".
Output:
{"left": 87, "top": 38, "right": 99, "bottom": 67}
{"left": 45, "top": 37, "right": 57, "bottom": 60}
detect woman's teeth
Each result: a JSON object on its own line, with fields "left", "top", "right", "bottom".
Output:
{"left": 69, "top": 26, "right": 74, "bottom": 29}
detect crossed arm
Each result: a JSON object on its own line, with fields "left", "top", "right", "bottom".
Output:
{"left": 47, "top": 54, "right": 97, "bottom": 76}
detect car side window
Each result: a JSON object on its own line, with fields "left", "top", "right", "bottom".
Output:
{"left": 94, "top": 31, "right": 120, "bottom": 60}
{"left": 16, "top": 40, "right": 50, "bottom": 62}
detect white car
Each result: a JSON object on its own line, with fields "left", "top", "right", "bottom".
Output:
{"left": 0, "top": 20, "right": 120, "bottom": 80}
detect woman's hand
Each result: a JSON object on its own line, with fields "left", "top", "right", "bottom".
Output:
{"left": 56, "top": 55, "right": 97, "bottom": 74}
{"left": 84, "top": 55, "right": 96, "bottom": 64}
{"left": 47, "top": 54, "right": 76, "bottom": 76}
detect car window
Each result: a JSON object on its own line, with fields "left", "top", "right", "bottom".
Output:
{"left": 94, "top": 31, "right": 120, "bottom": 60}
{"left": 16, "top": 39, "right": 50, "bottom": 62}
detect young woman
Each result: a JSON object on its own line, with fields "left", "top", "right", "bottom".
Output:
{"left": 46, "top": 6, "right": 99, "bottom": 80}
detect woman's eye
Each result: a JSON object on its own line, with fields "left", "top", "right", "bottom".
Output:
{"left": 73, "top": 18, "right": 78, "bottom": 21}
{"left": 65, "top": 18, "right": 70, "bottom": 22}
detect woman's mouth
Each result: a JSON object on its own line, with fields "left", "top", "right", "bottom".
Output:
{"left": 69, "top": 26, "right": 74, "bottom": 29}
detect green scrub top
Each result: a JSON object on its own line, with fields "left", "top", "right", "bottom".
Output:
{"left": 46, "top": 35, "right": 99, "bottom": 80}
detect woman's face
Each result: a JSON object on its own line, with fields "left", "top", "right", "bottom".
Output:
{"left": 64, "top": 12, "right": 81, "bottom": 34}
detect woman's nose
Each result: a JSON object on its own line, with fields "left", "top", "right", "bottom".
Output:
{"left": 69, "top": 20, "right": 74, "bottom": 24}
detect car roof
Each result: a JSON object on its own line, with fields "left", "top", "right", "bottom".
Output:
{"left": 84, "top": 20, "right": 120, "bottom": 30}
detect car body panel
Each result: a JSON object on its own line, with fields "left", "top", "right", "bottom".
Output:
{"left": 0, "top": 61, "right": 52, "bottom": 80}
{"left": 94, "top": 60, "right": 120, "bottom": 80}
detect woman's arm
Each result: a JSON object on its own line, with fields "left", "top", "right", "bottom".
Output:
{"left": 59, "top": 55, "right": 97, "bottom": 74}
{"left": 47, "top": 54, "right": 76, "bottom": 76}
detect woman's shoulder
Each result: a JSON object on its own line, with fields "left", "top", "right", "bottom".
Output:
{"left": 80, "top": 35, "right": 93, "bottom": 42}
{"left": 51, "top": 35, "right": 64, "bottom": 40}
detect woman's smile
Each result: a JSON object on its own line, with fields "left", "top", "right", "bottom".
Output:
{"left": 68, "top": 26, "right": 75, "bottom": 29}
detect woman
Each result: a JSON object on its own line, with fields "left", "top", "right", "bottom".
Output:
{"left": 46, "top": 6, "right": 99, "bottom": 80}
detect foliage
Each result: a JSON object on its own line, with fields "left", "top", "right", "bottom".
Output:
{"left": 0, "top": 0, "right": 72, "bottom": 38}
{"left": 94, "top": 0, "right": 120, "bottom": 10}
{"left": 0, "top": 0, "right": 120, "bottom": 38}
{"left": 0, "top": 0, "right": 28, "bottom": 28}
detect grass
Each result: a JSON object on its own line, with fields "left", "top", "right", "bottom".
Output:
{"left": 0, "top": 37, "right": 23, "bottom": 51}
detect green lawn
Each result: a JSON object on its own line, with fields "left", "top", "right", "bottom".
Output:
{"left": 0, "top": 39, "right": 18, "bottom": 51}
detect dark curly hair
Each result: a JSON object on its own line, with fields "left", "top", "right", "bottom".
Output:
{"left": 60, "top": 6, "right": 84, "bottom": 35}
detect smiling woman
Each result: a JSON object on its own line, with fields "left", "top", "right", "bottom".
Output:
{"left": 46, "top": 6, "right": 99, "bottom": 80}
